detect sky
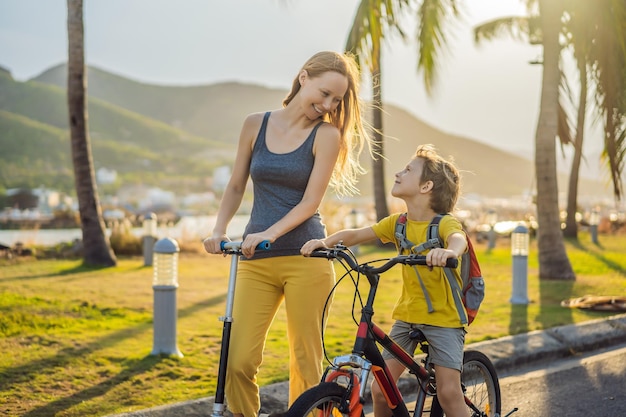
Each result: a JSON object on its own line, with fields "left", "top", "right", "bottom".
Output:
{"left": 0, "top": 0, "right": 605, "bottom": 161}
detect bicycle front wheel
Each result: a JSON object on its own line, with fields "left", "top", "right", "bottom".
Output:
{"left": 431, "top": 350, "right": 501, "bottom": 417}
{"left": 285, "top": 382, "right": 363, "bottom": 417}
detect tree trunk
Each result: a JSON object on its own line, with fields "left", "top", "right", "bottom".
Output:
{"left": 371, "top": 51, "right": 389, "bottom": 222}
{"left": 535, "top": 0, "right": 574, "bottom": 280}
{"left": 563, "top": 59, "right": 587, "bottom": 239}
{"left": 67, "top": 0, "right": 116, "bottom": 267}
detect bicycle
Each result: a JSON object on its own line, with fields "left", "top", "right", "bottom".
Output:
{"left": 285, "top": 244, "right": 517, "bottom": 417}
{"left": 211, "top": 240, "right": 270, "bottom": 417}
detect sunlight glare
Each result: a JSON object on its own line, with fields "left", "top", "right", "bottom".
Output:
{"left": 467, "top": 0, "right": 529, "bottom": 24}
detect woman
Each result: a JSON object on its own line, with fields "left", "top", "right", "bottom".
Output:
{"left": 203, "top": 51, "right": 371, "bottom": 417}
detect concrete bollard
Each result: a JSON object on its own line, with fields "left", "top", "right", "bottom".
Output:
{"left": 589, "top": 209, "right": 600, "bottom": 245}
{"left": 142, "top": 212, "right": 158, "bottom": 266}
{"left": 150, "top": 237, "right": 183, "bottom": 357}
{"left": 510, "top": 224, "right": 529, "bottom": 305}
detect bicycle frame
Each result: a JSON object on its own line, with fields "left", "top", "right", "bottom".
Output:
{"left": 320, "top": 256, "right": 436, "bottom": 417}
{"left": 291, "top": 246, "right": 509, "bottom": 417}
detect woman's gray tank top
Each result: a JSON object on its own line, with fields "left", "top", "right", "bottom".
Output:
{"left": 244, "top": 111, "right": 327, "bottom": 259}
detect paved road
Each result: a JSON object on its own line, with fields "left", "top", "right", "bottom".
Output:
{"left": 362, "top": 342, "right": 626, "bottom": 417}
{"left": 497, "top": 342, "right": 626, "bottom": 417}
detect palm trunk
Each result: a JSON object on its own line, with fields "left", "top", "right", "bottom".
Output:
{"left": 535, "top": 0, "right": 574, "bottom": 280}
{"left": 371, "top": 60, "right": 389, "bottom": 221}
{"left": 563, "top": 60, "right": 587, "bottom": 239}
{"left": 67, "top": 0, "right": 116, "bottom": 266}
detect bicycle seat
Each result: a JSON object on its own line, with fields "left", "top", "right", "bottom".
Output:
{"left": 408, "top": 328, "right": 427, "bottom": 343}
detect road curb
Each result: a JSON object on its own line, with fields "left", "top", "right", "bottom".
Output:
{"left": 473, "top": 313, "right": 626, "bottom": 374}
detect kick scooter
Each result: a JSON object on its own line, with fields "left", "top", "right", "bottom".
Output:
{"left": 212, "top": 240, "right": 271, "bottom": 417}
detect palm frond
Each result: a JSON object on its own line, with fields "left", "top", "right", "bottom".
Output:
{"left": 345, "top": 0, "right": 410, "bottom": 71}
{"left": 416, "top": 0, "right": 459, "bottom": 95}
{"left": 474, "top": 16, "right": 531, "bottom": 44}
{"left": 557, "top": 63, "right": 575, "bottom": 157}
{"left": 587, "top": 0, "right": 626, "bottom": 200}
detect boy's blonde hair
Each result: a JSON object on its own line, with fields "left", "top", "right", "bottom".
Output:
{"left": 415, "top": 144, "right": 461, "bottom": 214}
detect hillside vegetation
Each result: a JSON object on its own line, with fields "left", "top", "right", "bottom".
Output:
{"left": 33, "top": 64, "right": 288, "bottom": 143}
{"left": 0, "top": 64, "right": 613, "bottom": 198}
{"left": 0, "top": 110, "right": 75, "bottom": 191}
{"left": 0, "top": 71, "right": 233, "bottom": 194}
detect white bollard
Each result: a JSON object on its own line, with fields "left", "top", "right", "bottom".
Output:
{"left": 510, "top": 224, "right": 529, "bottom": 305}
{"left": 142, "top": 212, "right": 158, "bottom": 266}
{"left": 150, "top": 237, "right": 183, "bottom": 357}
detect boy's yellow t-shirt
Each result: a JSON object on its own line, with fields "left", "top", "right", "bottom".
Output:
{"left": 371, "top": 213, "right": 466, "bottom": 328}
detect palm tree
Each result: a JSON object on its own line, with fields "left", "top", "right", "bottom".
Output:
{"left": 562, "top": 0, "right": 626, "bottom": 236}
{"left": 585, "top": 0, "right": 626, "bottom": 201}
{"left": 545, "top": 1, "right": 626, "bottom": 237}
{"left": 476, "top": 0, "right": 574, "bottom": 279}
{"left": 562, "top": 55, "right": 587, "bottom": 238}
{"left": 562, "top": 3, "right": 592, "bottom": 238}
{"left": 473, "top": 11, "right": 581, "bottom": 240}
{"left": 534, "top": 0, "right": 575, "bottom": 279}
{"left": 345, "top": 0, "right": 459, "bottom": 221}
{"left": 67, "top": 0, "right": 116, "bottom": 266}
{"left": 474, "top": 1, "right": 625, "bottom": 243}
{"left": 345, "top": 0, "right": 406, "bottom": 220}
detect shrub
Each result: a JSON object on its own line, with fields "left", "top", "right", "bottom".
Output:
{"left": 109, "top": 219, "right": 142, "bottom": 255}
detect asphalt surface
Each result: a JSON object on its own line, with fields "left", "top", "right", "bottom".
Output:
{"left": 108, "top": 313, "right": 626, "bottom": 417}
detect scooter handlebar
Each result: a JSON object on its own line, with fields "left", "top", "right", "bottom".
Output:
{"left": 220, "top": 240, "right": 271, "bottom": 251}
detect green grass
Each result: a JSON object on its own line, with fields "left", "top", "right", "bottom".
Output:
{"left": 1, "top": 232, "right": 625, "bottom": 417}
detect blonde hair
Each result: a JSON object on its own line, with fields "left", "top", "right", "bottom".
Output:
{"left": 414, "top": 144, "right": 461, "bottom": 213}
{"left": 283, "top": 51, "right": 371, "bottom": 196}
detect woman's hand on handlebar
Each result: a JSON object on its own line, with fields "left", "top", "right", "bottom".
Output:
{"left": 240, "top": 232, "right": 274, "bottom": 258}
{"left": 426, "top": 248, "right": 459, "bottom": 268}
{"left": 300, "top": 238, "right": 327, "bottom": 256}
{"left": 203, "top": 234, "right": 230, "bottom": 255}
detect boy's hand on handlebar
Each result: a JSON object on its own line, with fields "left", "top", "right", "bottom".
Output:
{"left": 427, "top": 248, "right": 458, "bottom": 267}
{"left": 301, "top": 239, "right": 327, "bottom": 256}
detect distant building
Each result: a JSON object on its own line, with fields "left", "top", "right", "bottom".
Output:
{"left": 181, "top": 192, "right": 216, "bottom": 208}
{"left": 117, "top": 185, "right": 176, "bottom": 212}
{"left": 117, "top": 185, "right": 150, "bottom": 209}
{"left": 32, "top": 187, "right": 61, "bottom": 213}
{"left": 97, "top": 167, "right": 118, "bottom": 184}
{"left": 1, "top": 187, "right": 59, "bottom": 223}
{"left": 141, "top": 188, "right": 176, "bottom": 210}
{"left": 6, "top": 187, "right": 62, "bottom": 213}
{"left": 213, "top": 166, "right": 231, "bottom": 192}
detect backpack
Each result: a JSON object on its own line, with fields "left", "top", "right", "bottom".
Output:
{"left": 394, "top": 213, "right": 485, "bottom": 325}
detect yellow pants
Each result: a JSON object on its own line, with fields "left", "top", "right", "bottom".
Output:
{"left": 225, "top": 255, "right": 335, "bottom": 417}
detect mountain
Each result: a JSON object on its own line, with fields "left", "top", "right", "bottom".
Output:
{"left": 0, "top": 110, "right": 75, "bottom": 192}
{"left": 0, "top": 64, "right": 613, "bottom": 199}
{"left": 32, "top": 64, "right": 287, "bottom": 143}
{"left": 0, "top": 70, "right": 233, "bottom": 194}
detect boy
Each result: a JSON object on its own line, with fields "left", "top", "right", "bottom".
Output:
{"left": 301, "top": 144, "right": 468, "bottom": 417}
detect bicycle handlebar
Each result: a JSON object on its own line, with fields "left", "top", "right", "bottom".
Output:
{"left": 220, "top": 240, "right": 271, "bottom": 252}
{"left": 310, "top": 245, "right": 458, "bottom": 274}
